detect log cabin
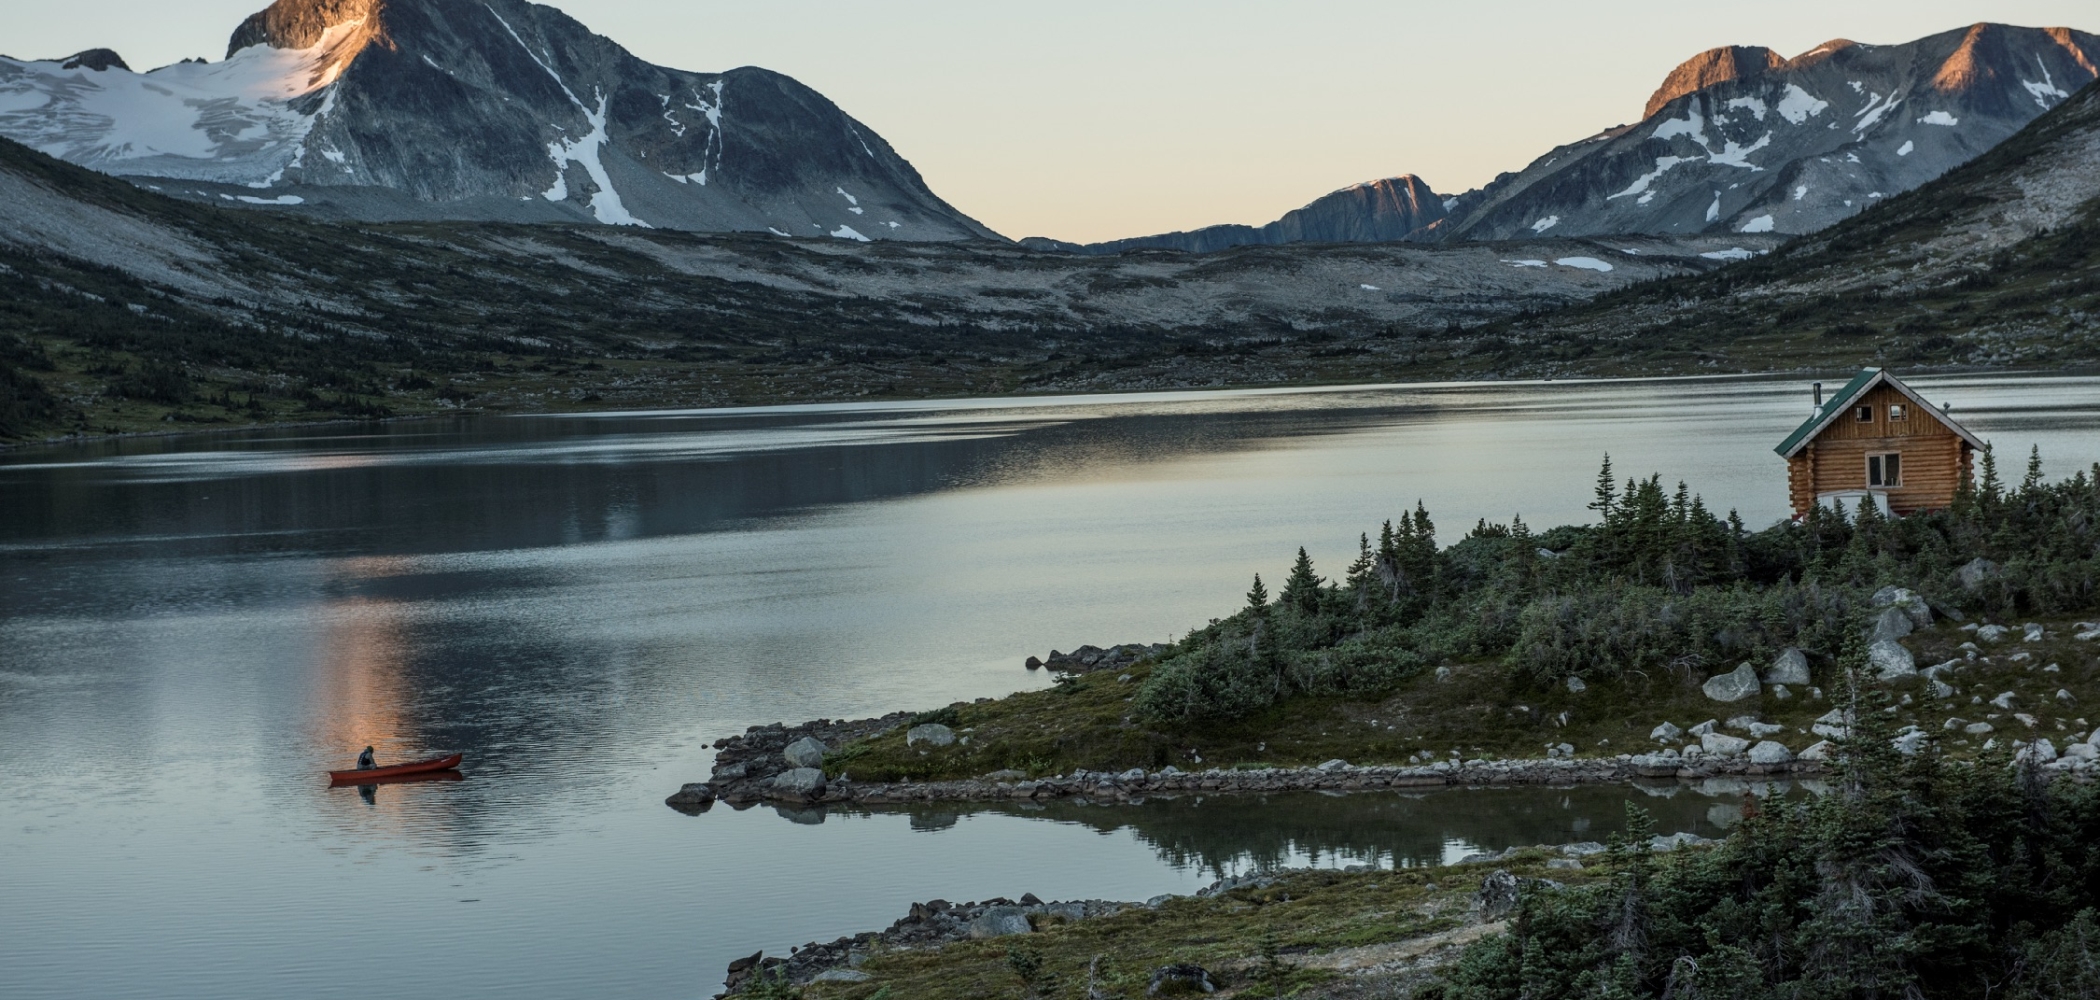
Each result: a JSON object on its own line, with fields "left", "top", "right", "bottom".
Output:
{"left": 1776, "top": 368, "right": 1985, "bottom": 518}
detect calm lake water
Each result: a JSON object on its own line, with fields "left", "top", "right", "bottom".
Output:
{"left": 4, "top": 374, "right": 2098, "bottom": 1000}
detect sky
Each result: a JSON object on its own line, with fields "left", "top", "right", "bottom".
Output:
{"left": 9, "top": 1, "right": 2096, "bottom": 242}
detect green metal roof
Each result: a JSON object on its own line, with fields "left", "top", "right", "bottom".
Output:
{"left": 1774, "top": 367, "right": 1986, "bottom": 457}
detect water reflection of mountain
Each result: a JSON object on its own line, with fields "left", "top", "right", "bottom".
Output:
{"left": 802, "top": 781, "right": 1810, "bottom": 878}
{"left": 0, "top": 400, "right": 1430, "bottom": 561}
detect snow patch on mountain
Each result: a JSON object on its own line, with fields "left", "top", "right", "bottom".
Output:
{"left": 486, "top": 4, "right": 645, "bottom": 226}
{"left": 1776, "top": 84, "right": 1830, "bottom": 124}
{"left": 1917, "top": 110, "right": 1959, "bottom": 126}
{"left": 0, "top": 17, "right": 371, "bottom": 183}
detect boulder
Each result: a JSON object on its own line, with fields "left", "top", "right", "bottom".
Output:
{"left": 1748, "top": 741, "right": 1793, "bottom": 765}
{"left": 1813, "top": 708, "right": 1853, "bottom": 739}
{"left": 1771, "top": 685, "right": 1793, "bottom": 700}
{"left": 1976, "top": 624, "right": 2011, "bottom": 643}
{"left": 1475, "top": 869, "right": 1521, "bottom": 920}
{"left": 1318, "top": 758, "right": 1350, "bottom": 772}
{"left": 1763, "top": 647, "right": 1811, "bottom": 686}
{"left": 1565, "top": 675, "right": 1588, "bottom": 693}
{"left": 2024, "top": 623, "right": 2046, "bottom": 642}
{"left": 1868, "top": 639, "right": 1917, "bottom": 680}
{"left": 1689, "top": 719, "right": 1719, "bottom": 737}
{"left": 1991, "top": 691, "right": 2017, "bottom": 709}
{"left": 1701, "top": 732, "right": 1751, "bottom": 757}
{"left": 664, "top": 783, "right": 715, "bottom": 809}
{"left": 1146, "top": 963, "right": 1217, "bottom": 996}
{"left": 906, "top": 723, "right": 956, "bottom": 747}
{"left": 1701, "top": 664, "right": 1761, "bottom": 703}
{"left": 1872, "top": 586, "right": 1935, "bottom": 628}
{"left": 1649, "top": 721, "right": 1684, "bottom": 742}
{"left": 2017, "top": 738, "right": 2060, "bottom": 764}
{"left": 968, "top": 906, "right": 1033, "bottom": 938}
{"left": 1870, "top": 607, "right": 1914, "bottom": 642}
{"left": 1799, "top": 740, "right": 1834, "bottom": 761}
{"left": 1958, "top": 557, "right": 2001, "bottom": 590}
{"left": 782, "top": 736, "right": 827, "bottom": 769}
{"left": 768, "top": 767, "right": 826, "bottom": 798}
{"left": 1965, "top": 721, "right": 1995, "bottom": 735}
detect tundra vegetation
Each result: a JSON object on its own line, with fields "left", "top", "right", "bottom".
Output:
{"left": 834, "top": 450, "right": 2100, "bottom": 782}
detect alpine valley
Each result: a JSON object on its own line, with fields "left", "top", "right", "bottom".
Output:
{"left": 0, "top": 3, "right": 2097, "bottom": 442}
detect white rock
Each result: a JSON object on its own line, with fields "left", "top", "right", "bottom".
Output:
{"left": 1565, "top": 675, "right": 1587, "bottom": 693}
{"left": 1892, "top": 728, "right": 1928, "bottom": 755}
{"left": 1763, "top": 647, "right": 1811, "bottom": 686}
{"left": 1748, "top": 740, "right": 1793, "bottom": 765}
{"left": 1931, "top": 680, "right": 1956, "bottom": 700}
{"left": 1690, "top": 719, "right": 1719, "bottom": 737}
{"left": 1799, "top": 740, "right": 1834, "bottom": 761}
{"left": 1977, "top": 624, "right": 2011, "bottom": 643}
{"left": 1317, "top": 758, "right": 1350, "bottom": 772}
{"left": 2065, "top": 743, "right": 2100, "bottom": 761}
{"left": 2015, "top": 713, "right": 2039, "bottom": 728}
{"left": 782, "top": 736, "right": 827, "bottom": 769}
{"left": 2024, "top": 623, "right": 2046, "bottom": 642}
{"left": 1702, "top": 664, "right": 1761, "bottom": 703}
{"left": 1813, "top": 708, "right": 1853, "bottom": 739}
{"left": 1868, "top": 639, "right": 1917, "bottom": 680}
{"left": 1650, "top": 721, "right": 1684, "bottom": 742}
{"left": 2017, "top": 738, "right": 2059, "bottom": 764}
{"left": 1702, "top": 732, "right": 1751, "bottom": 757}
{"left": 906, "top": 723, "right": 957, "bottom": 747}
{"left": 1965, "top": 721, "right": 1995, "bottom": 735}
{"left": 1871, "top": 606, "right": 1914, "bottom": 642}
{"left": 1771, "top": 684, "right": 1793, "bottom": 700}
{"left": 2058, "top": 689, "right": 2076, "bottom": 703}
{"left": 1991, "top": 691, "right": 2017, "bottom": 709}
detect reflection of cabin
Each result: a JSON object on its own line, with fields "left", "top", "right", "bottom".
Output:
{"left": 1775, "top": 368, "right": 1984, "bottom": 517}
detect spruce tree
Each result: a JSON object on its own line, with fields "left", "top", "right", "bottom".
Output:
{"left": 1280, "top": 547, "right": 1323, "bottom": 614}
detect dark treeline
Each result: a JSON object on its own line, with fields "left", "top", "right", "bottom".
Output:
{"left": 1136, "top": 451, "right": 2100, "bottom": 724}
{"left": 1423, "top": 719, "right": 2100, "bottom": 999}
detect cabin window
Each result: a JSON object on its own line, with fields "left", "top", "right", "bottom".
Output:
{"left": 1868, "top": 452, "right": 1902, "bottom": 488}
{"left": 1854, "top": 405, "right": 1874, "bottom": 423}
{"left": 1889, "top": 404, "right": 1908, "bottom": 421}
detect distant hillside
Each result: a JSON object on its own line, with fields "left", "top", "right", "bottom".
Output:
{"left": 0, "top": 133, "right": 1771, "bottom": 441}
{"left": 1021, "top": 176, "right": 1447, "bottom": 255}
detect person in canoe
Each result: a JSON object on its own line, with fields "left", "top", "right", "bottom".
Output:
{"left": 356, "top": 746, "right": 377, "bottom": 771}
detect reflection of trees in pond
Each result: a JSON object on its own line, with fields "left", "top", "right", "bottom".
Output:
{"left": 853, "top": 782, "right": 1809, "bottom": 880}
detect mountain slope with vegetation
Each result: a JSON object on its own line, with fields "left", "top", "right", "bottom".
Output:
{"left": 1480, "top": 76, "right": 2100, "bottom": 373}
{"left": 0, "top": 132, "right": 1773, "bottom": 442}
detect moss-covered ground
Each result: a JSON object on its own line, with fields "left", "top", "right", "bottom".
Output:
{"left": 799, "top": 854, "right": 1593, "bottom": 1000}
{"left": 828, "top": 616, "right": 2100, "bottom": 784}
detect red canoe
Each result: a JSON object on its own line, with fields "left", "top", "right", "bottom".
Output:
{"left": 329, "top": 752, "right": 463, "bottom": 784}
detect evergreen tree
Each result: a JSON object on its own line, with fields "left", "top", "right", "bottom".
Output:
{"left": 1280, "top": 547, "right": 1323, "bottom": 614}
{"left": 1244, "top": 573, "right": 1268, "bottom": 613}
{"left": 1590, "top": 453, "right": 1617, "bottom": 520}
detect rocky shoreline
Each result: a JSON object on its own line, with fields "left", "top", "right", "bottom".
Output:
{"left": 708, "top": 837, "right": 1721, "bottom": 996}
{"left": 664, "top": 710, "right": 1825, "bottom": 813}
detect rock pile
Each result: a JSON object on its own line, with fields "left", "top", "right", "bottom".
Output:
{"left": 1028, "top": 643, "right": 1171, "bottom": 674}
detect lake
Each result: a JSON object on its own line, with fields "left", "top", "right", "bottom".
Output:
{"left": 4, "top": 373, "right": 2097, "bottom": 999}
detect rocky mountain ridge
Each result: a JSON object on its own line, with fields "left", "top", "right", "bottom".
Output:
{"left": 1023, "top": 175, "right": 1446, "bottom": 255}
{"left": 0, "top": 0, "right": 997, "bottom": 240}
{"left": 1037, "top": 22, "right": 2097, "bottom": 253}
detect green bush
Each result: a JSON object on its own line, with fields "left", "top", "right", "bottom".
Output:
{"left": 1136, "top": 452, "right": 2100, "bottom": 724}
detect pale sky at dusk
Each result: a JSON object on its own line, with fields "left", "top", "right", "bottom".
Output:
{"left": 10, "top": 1, "right": 2095, "bottom": 242}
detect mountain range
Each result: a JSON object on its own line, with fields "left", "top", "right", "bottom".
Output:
{"left": 0, "top": 0, "right": 997, "bottom": 239}
{"left": 1037, "top": 23, "right": 2099, "bottom": 253}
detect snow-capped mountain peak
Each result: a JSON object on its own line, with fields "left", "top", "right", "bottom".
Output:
{"left": 0, "top": 0, "right": 998, "bottom": 240}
